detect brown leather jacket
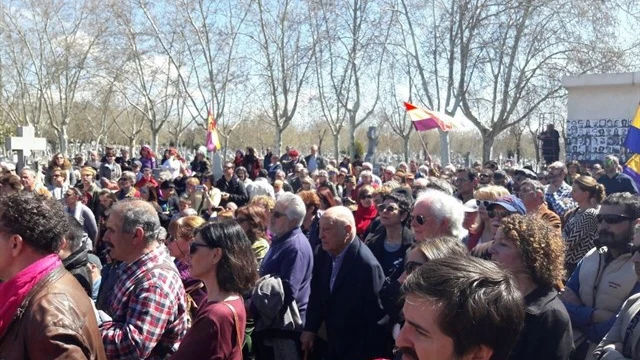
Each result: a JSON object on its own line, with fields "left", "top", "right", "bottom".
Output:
{"left": 0, "top": 265, "right": 106, "bottom": 359}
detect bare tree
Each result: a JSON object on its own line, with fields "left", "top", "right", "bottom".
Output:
{"left": 139, "top": 0, "right": 250, "bottom": 156}
{"left": 1, "top": 0, "right": 107, "bottom": 155}
{"left": 244, "top": 0, "right": 316, "bottom": 154}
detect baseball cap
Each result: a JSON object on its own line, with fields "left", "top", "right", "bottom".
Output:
{"left": 463, "top": 199, "right": 479, "bottom": 213}
{"left": 486, "top": 195, "right": 526, "bottom": 215}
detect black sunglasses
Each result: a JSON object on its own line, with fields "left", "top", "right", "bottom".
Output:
{"left": 360, "top": 194, "right": 373, "bottom": 200}
{"left": 271, "top": 209, "right": 286, "bottom": 219}
{"left": 189, "top": 242, "right": 211, "bottom": 255}
{"left": 597, "top": 214, "right": 634, "bottom": 224}
{"left": 409, "top": 214, "right": 425, "bottom": 225}
{"left": 488, "top": 210, "right": 513, "bottom": 219}
{"left": 377, "top": 204, "right": 401, "bottom": 213}
{"left": 476, "top": 200, "right": 491, "bottom": 208}
{"left": 404, "top": 261, "right": 423, "bottom": 276}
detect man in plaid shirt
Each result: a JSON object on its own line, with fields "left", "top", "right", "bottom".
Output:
{"left": 97, "top": 200, "right": 188, "bottom": 359}
{"left": 545, "top": 161, "right": 577, "bottom": 217}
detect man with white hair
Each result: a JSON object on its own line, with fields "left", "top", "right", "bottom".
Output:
{"left": 20, "top": 168, "right": 51, "bottom": 197}
{"left": 255, "top": 192, "right": 314, "bottom": 359}
{"left": 302, "top": 206, "right": 387, "bottom": 359}
{"left": 411, "top": 189, "right": 466, "bottom": 242}
{"left": 305, "top": 144, "right": 326, "bottom": 173}
{"left": 362, "top": 162, "right": 382, "bottom": 186}
{"left": 546, "top": 161, "right": 576, "bottom": 216}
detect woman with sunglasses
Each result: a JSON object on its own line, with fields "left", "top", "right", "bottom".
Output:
{"left": 594, "top": 226, "right": 640, "bottom": 360}
{"left": 170, "top": 219, "right": 258, "bottom": 360}
{"left": 489, "top": 215, "right": 572, "bottom": 360}
{"left": 564, "top": 175, "right": 605, "bottom": 275}
{"left": 46, "top": 152, "right": 76, "bottom": 187}
{"left": 465, "top": 185, "right": 510, "bottom": 252}
{"left": 167, "top": 216, "right": 208, "bottom": 319}
{"left": 354, "top": 185, "right": 378, "bottom": 239}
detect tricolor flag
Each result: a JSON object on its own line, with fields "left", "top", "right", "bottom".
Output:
{"left": 624, "top": 154, "right": 640, "bottom": 189}
{"left": 205, "top": 109, "right": 221, "bottom": 152}
{"left": 624, "top": 103, "right": 640, "bottom": 154}
{"left": 404, "top": 102, "right": 455, "bottom": 132}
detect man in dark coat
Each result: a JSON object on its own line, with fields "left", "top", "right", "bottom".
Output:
{"left": 302, "top": 206, "right": 387, "bottom": 360}
{"left": 537, "top": 124, "right": 560, "bottom": 165}
{"left": 59, "top": 215, "right": 93, "bottom": 297}
{"left": 215, "top": 162, "right": 249, "bottom": 207}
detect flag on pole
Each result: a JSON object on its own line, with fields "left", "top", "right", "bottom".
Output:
{"left": 205, "top": 109, "right": 221, "bottom": 152}
{"left": 624, "top": 103, "right": 640, "bottom": 154}
{"left": 404, "top": 102, "right": 456, "bottom": 132}
{"left": 623, "top": 154, "right": 640, "bottom": 189}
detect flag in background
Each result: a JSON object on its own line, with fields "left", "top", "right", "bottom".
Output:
{"left": 624, "top": 103, "right": 640, "bottom": 154}
{"left": 404, "top": 102, "right": 456, "bottom": 132}
{"left": 205, "top": 109, "right": 221, "bottom": 152}
{"left": 624, "top": 154, "right": 640, "bottom": 188}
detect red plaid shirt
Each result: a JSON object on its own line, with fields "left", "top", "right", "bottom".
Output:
{"left": 100, "top": 246, "right": 189, "bottom": 359}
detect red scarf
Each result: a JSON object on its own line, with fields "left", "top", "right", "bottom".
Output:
{"left": 0, "top": 254, "right": 62, "bottom": 338}
{"left": 355, "top": 204, "right": 377, "bottom": 238}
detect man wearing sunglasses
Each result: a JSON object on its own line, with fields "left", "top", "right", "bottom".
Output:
{"left": 560, "top": 192, "right": 640, "bottom": 359}
{"left": 411, "top": 189, "right": 466, "bottom": 243}
{"left": 597, "top": 155, "right": 638, "bottom": 196}
{"left": 255, "top": 192, "right": 313, "bottom": 359}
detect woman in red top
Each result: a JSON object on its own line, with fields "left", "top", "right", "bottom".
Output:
{"left": 354, "top": 185, "right": 377, "bottom": 239}
{"left": 170, "top": 219, "right": 258, "bottom": 360}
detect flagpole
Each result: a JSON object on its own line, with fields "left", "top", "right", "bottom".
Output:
{"left": 417, "top": 131, "right": 430, "bottom": 161}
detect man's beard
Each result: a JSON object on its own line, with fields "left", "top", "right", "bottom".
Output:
{"left": 597, "top": 227, "right": 633, "bottom": 250}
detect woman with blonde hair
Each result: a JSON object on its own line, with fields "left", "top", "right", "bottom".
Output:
{"left": 490, "top": 215, "right": 572, "bottom": 360}
{"left": 563, "top": 175, "right": 605, "bottom": 274}
{"left": 167, "top": 216, "right": 208, "bottom": 319}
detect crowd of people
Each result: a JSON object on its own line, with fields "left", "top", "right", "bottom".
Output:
{"left": 0, "top": 143, "right": 639, "bottom": 360}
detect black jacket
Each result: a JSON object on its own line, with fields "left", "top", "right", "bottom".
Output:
{"left": 509, "top": 286, "right": 573, "bottom": 360}
{"left": 365, "top": 226, "right": 413, "bottom": 323}
{"left": 62, "top": 247, "right": 93, "bottom": 298}
{"left": 215, "top": 174, "right": 248, "bottom": 207}
{"left": 305, "top": 238, "right": 387, "bottom": 360}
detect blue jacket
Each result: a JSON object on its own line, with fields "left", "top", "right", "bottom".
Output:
{"left": 259, "top": 227, "right": 314, "bottom": 324}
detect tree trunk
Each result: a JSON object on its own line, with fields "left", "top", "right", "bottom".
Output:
{"left": 349, "top": 122, "right": 356, "bottom": 157}
{"left": 274, "top": 127, "right": 283, "bottom": 157}
{"left": 333, "top": 132, "right": 340, "bottom": 160}
{"left": 223, "top": 136, "right": 229, "bottom": 162}
{"left": 152, "top": 130, "right": 159, "bottom": 154}
{"left": 403, "top": 136, "right": 410, "bottom": 162}
{"left": 482, "top": 134, "right": 495, "bottom": 163}
{"left": 57, "top": 125, "right": 68, "bottom": 157}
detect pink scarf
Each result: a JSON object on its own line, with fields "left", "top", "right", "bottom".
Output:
{"left": 0, "top": 254, "right": 62, "bottom": 338}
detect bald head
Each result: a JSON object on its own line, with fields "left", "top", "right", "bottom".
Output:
{"left": 320, "top": 206, "right": 357, "bottom": 256}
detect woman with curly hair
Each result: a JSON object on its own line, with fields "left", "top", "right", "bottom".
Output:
{"left": 489, "top": 215, "right": 572, "bottom": 360}
{"left": 46, "top": 153, "right": 76, "bottom": 186}
{"left": 139, "top": 145, "right": 157, "bottom": 170}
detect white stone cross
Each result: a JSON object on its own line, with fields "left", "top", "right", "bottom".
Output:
{"left": 5, "top": 126, "right": 47, "bottom": 172}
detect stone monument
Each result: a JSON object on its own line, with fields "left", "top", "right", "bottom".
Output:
{"left": 562, "top": 72, "right": 640, "bottom": 163}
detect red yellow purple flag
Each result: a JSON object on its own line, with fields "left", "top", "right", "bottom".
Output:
{"left": 205, "top": 110, "right": 221, "bottom": 152}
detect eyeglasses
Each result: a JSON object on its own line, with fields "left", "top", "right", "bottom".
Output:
{"left": 360, "top": 194, "right": 373, "bottom": 200}
{"left": 404, "top": 261, "right": 423, "bottom": 276}
{"left": 475, "top": 200, "right": 491, "bottom": 208}
{"left": 189, "top": 242, "right": 211, "bottom": 255}
{"left": 597, "top": 214, "right": 634, "bottom": 224}
{"left": 488, "top": 210, "right": 513, "bottom": 219}
{"left": 409, "top": 214, "right": 426, "bottom": 225}
{"left": 377, "top": 204, "right": 401, "bottom": 213}
{"left": 271, "top": 209, "right": 286, "bottom": 219}
{"left": 224, "top": 166, "right": 234, "bottom": 170}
